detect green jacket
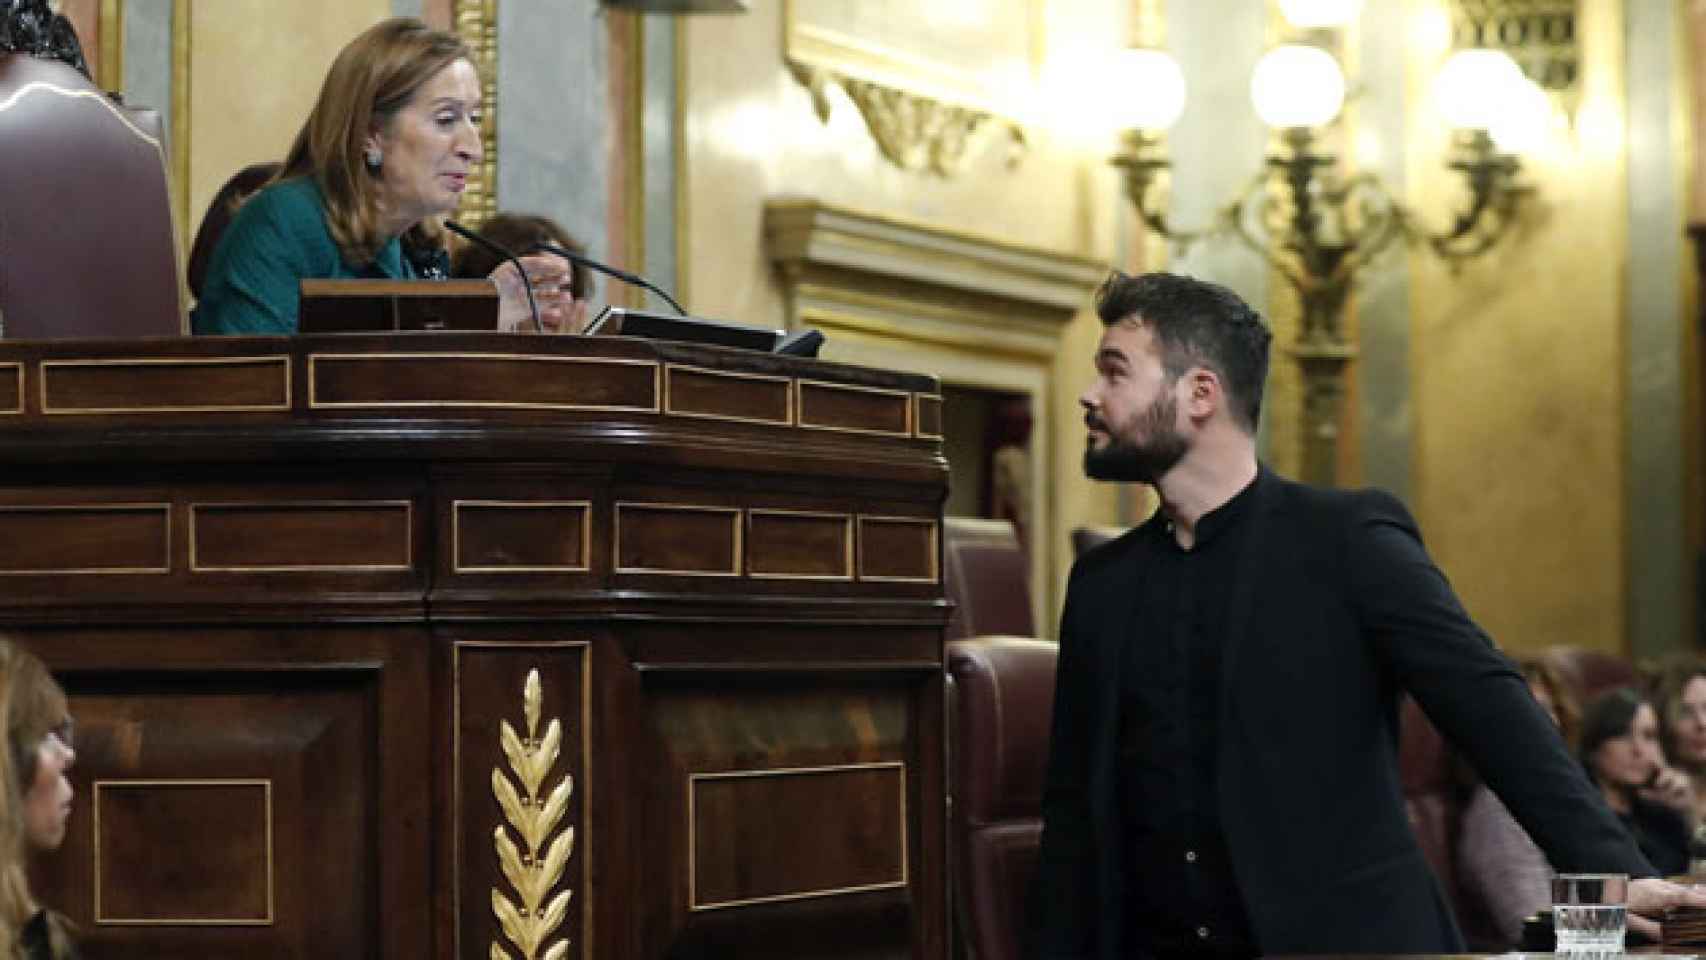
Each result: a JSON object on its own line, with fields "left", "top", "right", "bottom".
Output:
{"left": 191, "top": 176, "right": 416, "bottom": 335}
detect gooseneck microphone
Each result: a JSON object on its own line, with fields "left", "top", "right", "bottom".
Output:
{"left": 530, "top": 239, "right": 688, "bottom": 317}
{"left": 443, "top": 220, "right": 542, "bottom": 333}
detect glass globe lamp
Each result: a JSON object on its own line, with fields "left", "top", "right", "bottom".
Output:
{"left": 1250, "top": 44, "right": 1346, "bottom": 129}
{"left": 1435, "top": 48, "right": 1526, "bottom": 130}
{"left": 1107, "top": 47, "right": 1188, "bottom": 131}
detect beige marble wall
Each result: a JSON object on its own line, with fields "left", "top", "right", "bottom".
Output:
{"left": 1404, "top": 0, "right": 1631, "bottom": 654}
{"left": 680, "top": 2, "right": 1129, "bottom": 621}
{"left": 185, "top": 1, "right": 391, "bottom": 235}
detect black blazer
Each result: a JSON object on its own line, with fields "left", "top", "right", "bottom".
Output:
{"left": 1031, "top": 470, "right": 1650, "bottom": 959}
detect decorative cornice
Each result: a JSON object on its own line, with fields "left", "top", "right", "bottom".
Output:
{"left": 787, "top": 63, "right": 1021, "bottom": 178}
{"left": 765, "top": 198, "right": 1106, "bottom": 323}
{"left": 454, "top": 0, "right": 499, "bottom": 227}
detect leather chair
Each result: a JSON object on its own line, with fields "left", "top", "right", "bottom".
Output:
{"left": 943, "top": 518, "right": 1034, "bottom": 641}
{"left": 0, "top": 53, "right": 181, "bottom": 338}
{"left": 186, "top": 162, "right": 281, "bottom": 301}
{"left": 1541, "top": 645, "right": 1639, "bottom": 705}
{"left": 947, "top": 637, "right": 1056, "bottom": 960}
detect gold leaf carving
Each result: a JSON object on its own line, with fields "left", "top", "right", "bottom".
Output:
{"left": 491, "top": 668, "right": 574, "bottom": 960}
{"left": 453, "top": 0, "right": 500, "bottom": 227}
{"left": 788, "top": 68, "right": 1023, "bottom": 178}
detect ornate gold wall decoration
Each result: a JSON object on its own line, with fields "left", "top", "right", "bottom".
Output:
{"left": 782, "top": 0, "right": 1034, "bottom": 178}
{"left": 791, "top": 66, "right": 1013, "bottom": 177}
{"left": 490, "top": 669, "right": 574, "bottom": 960}
{"left": 453, "top": 0, "right": 499, "bottom": 227}
{"left": 1448, "top": 1, "right": 1577, "bottom": 102}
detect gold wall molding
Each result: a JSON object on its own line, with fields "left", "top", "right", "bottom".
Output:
{"left": 782, "top": 0, "right": 1034, "bottom": 177}
{"left": 491, "top": 669, "right": 574, "bottom": 960}
{"left": 1448, "top": 0, "right": 1578, "bottom": 105}
{"left": 454, "top": 0, "right": 499, "bottom": 227}
{"left": 97, "top": 0, "right": 123, "bottom": 92}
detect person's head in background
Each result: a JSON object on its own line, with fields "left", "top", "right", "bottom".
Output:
{"left": 451, "top": 213, "right": 595, "bottom": 333}
{"left": 1655, "top": 659, "right": 1706, "bottom": 772}
{"left": 281, "top": 17, "right": 480, "bottom": 268}
{"left": 1580, "top": 687, "right": 1664, "bottom": 803}
{"left": 0, "top": 638, "right": 75, "bottom": 957}
{"left": 1518, "top": 655, "right": 1580, "bottom": 748}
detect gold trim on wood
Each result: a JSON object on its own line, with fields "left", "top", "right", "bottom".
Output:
{"left": 797, "top": 379, "right": 914, "bottom": 438}
{"left": 92, "top": 778, "right": 275, "bottom": 926}
{"left": 613, "top": 502, "right": 742, "bottom": 577}
{"left": 453, "top": 0, "right": 499, "bottom": 228}
{"left": 39, "top": 356, "right": 291, "bottom": 415}
{"left": 98, "top": 0, "right": 124, "bottom": 93}
{"left": 187, "top": 500, "right": 413, "bottom": 572}
{"left": 0, "top": 362, "right": 21, "bottom": 414}
{"left": 453, "top": 643, "right": 591, "bottom": 960}
{"left": 912, "top": 393, "right": 942, "bottom": 440}
{"left": 0, "top": 503, "right": 171, "bottom": 575}
{"left": 452, "top": 500, "right": 593, "bottom": 574}
{"left": 686, "top": 761, "right": 909, "bottom": 912}
{"left": 306, "top": 353, "right": 662, "bottom": 413}
{"left": 662, "top": 363, "right": 795, "bottom": 426}
{"left": 491, "top": 669, "right": 575, "bottom": 960}
{"left": 746, "top": 509, "right": 854, "bottom": 581}
{"left": 856, "top": 514, "right": 939, "bottom": 584}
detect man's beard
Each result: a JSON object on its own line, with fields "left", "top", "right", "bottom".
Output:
{"left": 1083, "top": 392, "right": 1188, "bottom": 483}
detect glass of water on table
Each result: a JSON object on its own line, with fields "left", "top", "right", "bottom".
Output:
{"left": 1552, "top": 873, "right": 1627, "bottom": 956}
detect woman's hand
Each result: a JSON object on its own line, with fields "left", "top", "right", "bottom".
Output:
{"left": 1641, "top": 763, "right": 1698, "bottom": 824}
{"left": 489, "top": 254, "right": 578, "bottom": 333}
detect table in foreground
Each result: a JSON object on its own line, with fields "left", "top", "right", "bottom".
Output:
{"left": 0, "top": 333, "right": 948, "bottom": 959}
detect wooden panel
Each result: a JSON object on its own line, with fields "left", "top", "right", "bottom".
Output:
{"left": 914, "top": 393, "right": 942, "bottom": 439}
{"left": 308, "top": 353, "right": 659, "bottom": 411}
{"left": 454, "top": 501, "right": 590, "bottom": 572}
{"left": 191, "top": 502, "right": 412, "bottom": 572}
{"left": 798, "top": 381, "right": 912, "bottom": 437}
{"left": 0, "top": 504, "right": 170, "bottom": 574}
{"left": 616, "top": 504, "right": 741, "bottom": 576}
{"left": 748, "top": 510, "right": 852, "bottom": 580}
{"left": 94, "top": 780, "right": 272, "bottom": 923}
{"left": 689, "top": 763, "right": 907, "bottom": 910}
{"left": 41, "top": 357, "right": 289, "bottom": 414}
{"left": 858, "top": 516, "right": 938, "bottom": 582}
{"left": 0, "top": 362, "right": 20, "bottom": 414}
{"left": 452, "top": 643, "right": 589, "bottom": 960}
{"left": 664, "top": 364, "right": 793, "bottom": 425}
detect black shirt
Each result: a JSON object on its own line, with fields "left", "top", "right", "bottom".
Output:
{"left": 1118, "top": 475, "right": 1259, "bottom": 957}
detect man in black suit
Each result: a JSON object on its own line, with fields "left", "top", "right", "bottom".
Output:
{"left": 1031, "top": 271, "right": 1704, "bottom": 958}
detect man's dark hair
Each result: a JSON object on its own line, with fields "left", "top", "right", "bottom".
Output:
{"left": 1094, "top": 271, "right": 1272, "bottom": 432}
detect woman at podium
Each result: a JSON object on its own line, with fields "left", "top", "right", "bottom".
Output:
{"left": 192, "top": 18, "right": 571, "bottom": 335}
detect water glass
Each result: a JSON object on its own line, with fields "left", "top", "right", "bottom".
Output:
{"left": 1551, "top": 873, "right": 1627, "bottom": 956}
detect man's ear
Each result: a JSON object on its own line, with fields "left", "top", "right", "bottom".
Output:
{"left": 1185, "top": 368, "right": 1222, "bottom": 420}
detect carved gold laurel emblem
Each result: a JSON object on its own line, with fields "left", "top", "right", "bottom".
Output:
{"left": 491, "top": 669, "right": 574, "bottom": 960}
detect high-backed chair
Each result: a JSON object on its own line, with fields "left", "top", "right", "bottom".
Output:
{"left": 946, "top": 638, "right": 1056, "bottom": 960}
{"left": 0, "top": 52, "right": 181, "bottom": 338}
{"left": 1540, "top": 645, "right": 1640, "bottom": 705}
{"left": 943, "top": 518, "right": 1034, "bottom": 641}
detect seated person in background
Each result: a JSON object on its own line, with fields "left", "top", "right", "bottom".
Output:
{"left": 0, "top": 637, "right": 78, "bottom": 959}
{"left": 1656, "top": 658, "right": 1706, "bottom": 828}
{"left": 1456, "top": 656, "right": 1580, "bottom": 947}
{"left": 1582, "top": 687, "right": 1696, "bottom": 875}
{"left": 192, "top": 17, "right": 570, "bottom": 335}
{"left": 451, "top": 212, "right": 593, "bottom": 334}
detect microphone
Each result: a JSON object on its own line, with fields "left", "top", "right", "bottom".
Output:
{"left": 443, "top": 220, "right": 542, "bottom": 333}
{"left": 529, "top": 239, "right": 688, "bottom": 317}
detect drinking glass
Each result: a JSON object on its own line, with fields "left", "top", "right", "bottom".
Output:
{"left": 1551, "top": 873, "right": 1627, "bottom": 956}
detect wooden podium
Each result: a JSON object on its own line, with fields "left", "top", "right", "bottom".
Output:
{"left": 0, "top": 333, "right": 948, "bottom": 959}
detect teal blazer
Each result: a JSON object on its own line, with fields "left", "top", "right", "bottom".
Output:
{"left": 191, "top": 176, "right": 415, "bottom": 335}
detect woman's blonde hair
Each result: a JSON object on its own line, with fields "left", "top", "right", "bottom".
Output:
{"left": 280, "top": 17, "right": 474, "bottom": 266}
{"left": 0, "top": 638, "right": 72, "bottom": 958}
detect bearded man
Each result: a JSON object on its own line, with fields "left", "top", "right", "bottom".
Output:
{"left": 1030, "top": 271, "right": 1703, "bottom": 959}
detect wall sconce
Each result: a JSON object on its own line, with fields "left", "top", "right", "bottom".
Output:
{"left": 1110, "top": 5, "right": 1544, "bottom": 485}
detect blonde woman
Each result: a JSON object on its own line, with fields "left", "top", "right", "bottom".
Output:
{"left": 0, "top": 638, "right": 76, "bottom": 959}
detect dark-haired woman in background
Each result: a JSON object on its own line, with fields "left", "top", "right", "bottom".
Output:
{"left": 192, "top": 18, "right": 570, "bottom": 334}
{"left": 451, "top": 212, "right": 593, "bottom": 334}
{"left": 1580, "top": 687, "right": 1694, "bottom": 876}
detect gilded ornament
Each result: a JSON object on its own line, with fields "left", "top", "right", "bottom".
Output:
{"left": 491, "top": 669, "right": 574, "bottom": 960}
{"left": 453, "top": 0, "right": 500, "bottom": 227}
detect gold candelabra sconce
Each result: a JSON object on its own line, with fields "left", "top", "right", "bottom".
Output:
{"left": 1110, "top": 0, "right": 1556, "bottom": 485}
